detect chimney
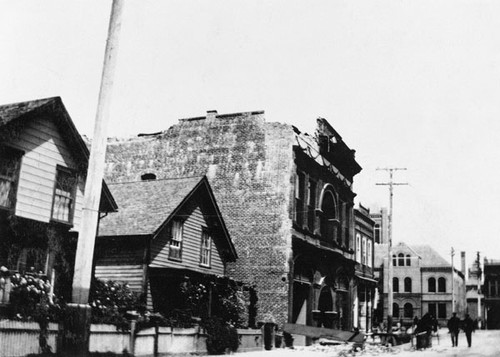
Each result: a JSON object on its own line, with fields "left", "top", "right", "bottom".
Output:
{"left": 206, "top": 110, "right": 218, "bottom": 121}
{"left": 461, "top": 251, "right": 466, "bottom": 275}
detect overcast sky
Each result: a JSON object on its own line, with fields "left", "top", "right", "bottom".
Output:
{"left": 2, "top": 0, "right": 500, "bottom": 267}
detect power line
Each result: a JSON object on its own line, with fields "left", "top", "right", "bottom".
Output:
{"left": 376, "top": 167, "right": 408, "bottom": 334}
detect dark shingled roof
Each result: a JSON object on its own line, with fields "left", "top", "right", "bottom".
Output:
{"left": 99, "top": 176, "right": 206, "bottom": 236}
{"left": 0, "top": 97, "right": 56, "bottom": 126}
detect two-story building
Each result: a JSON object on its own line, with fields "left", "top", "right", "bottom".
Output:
{"left": 375, "top": 242, "right": 465, "bottom": 327}
{"left": 0, "top": 97, "right": 117, "bottom": 304}
{"left": 353, "top": 204, "right": 376, "bottom": 332}
{"left": 104, "top": 111, "right": 362, "bottom": 340}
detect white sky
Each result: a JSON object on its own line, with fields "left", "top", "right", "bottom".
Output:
{"left": 2, "top": 0, "right": 500, "bottom": 267}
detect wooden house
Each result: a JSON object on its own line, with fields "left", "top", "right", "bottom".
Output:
{"left": 0, "top": 97, "right": 117, "bottom": 301}
{"left": 94, "top": 176, "right": 237, "bottom": 316}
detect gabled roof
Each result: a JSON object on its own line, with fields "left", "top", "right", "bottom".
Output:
{"left": 98, "top": 176, "right": 237, "bottom": 259}
{"left": 410, "top": 245, "right": 450, "bottom": 267}
{"left": 374, "top": 242, "right": 450, "bottom": 268}
{"left": 0, "top": 97, "right": 117, "bottom": 213}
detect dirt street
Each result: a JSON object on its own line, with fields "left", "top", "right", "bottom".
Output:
{"left": 236, "top": 330, "right": 500, "bottom": 357}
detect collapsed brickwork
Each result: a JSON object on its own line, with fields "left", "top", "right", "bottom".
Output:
{"left": 104, "top": 111, "right": 361, "bottom": 329}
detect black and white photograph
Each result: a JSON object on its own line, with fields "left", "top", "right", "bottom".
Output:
{"left": 1, "top": 1, "right": 500, "bottom": 356}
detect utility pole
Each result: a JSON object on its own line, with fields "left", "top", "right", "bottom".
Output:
{"left": 63, "top": 1, "right": 124, "bottom": 356}
{"left": 451, "top": 247, "right": 455, "bottom": 313}
{"left": 376, "top": 167, "right": 408, "bottom": 334}
{"left": 477, "top": 251, "right": 482, "bottom": 329}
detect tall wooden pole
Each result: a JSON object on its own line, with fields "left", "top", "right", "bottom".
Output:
{"left": 72, "top": 0, "right": 124, "bottom": 304}
{"left": 376, "top": 168, "right": 407, "bottom": 334}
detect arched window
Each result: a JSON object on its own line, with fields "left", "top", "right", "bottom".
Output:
{"left": 392, "top": 255, "right": 397, "bottom": 266}
{"left": 428, "top": 277, "right": 436, "bottom": 293}
{"left": 404, "top": 277, "right": 412, "bottom": 293}
{"left": 398, "top": 253, "right": 405, "bottom": 266}
{"left": 404, "top": 303, "right": 413, "bottom": 318}
{"left": 406, "top": 255, "right": 411, "bottom": 266}
{"left": 438, "top": 277, "right": 446, "bottom": 293}
{"left": 393, "top": 303, "right": 400, "bottom": 318}
{"left": 320, "top": 190, "right": 337, "bottom": 243}
{"left": 393, "top": 277, "right": 399, "bottom": 293}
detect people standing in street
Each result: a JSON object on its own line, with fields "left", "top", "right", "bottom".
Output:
{"left": 447, "top": 312, "right": 460, "bottom": 347}
{"left": 463, "top": 314, "right": 475, "bottom": 347}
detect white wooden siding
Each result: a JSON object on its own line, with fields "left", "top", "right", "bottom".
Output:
{"left": 94, "top": 265, "right": 144, "bottom": 293}
{"left": 150, "top": 206, "right": 225, "bottom": 276}
{"left": 4, "top": 116, "right": 85, "bottom": 230}
{"left": 94, "top": 244, "right": 145, "bottom": 293}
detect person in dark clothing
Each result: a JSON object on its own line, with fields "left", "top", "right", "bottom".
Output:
{"left": 447, "top": 312, "right": 460, "bottom": 347}
{"left": 463, "top": 314, "right": 475, "bottom": 347}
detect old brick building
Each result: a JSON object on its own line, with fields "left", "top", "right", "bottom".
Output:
{"left": 104, "top": 111, "right": 362, "bottom": 333}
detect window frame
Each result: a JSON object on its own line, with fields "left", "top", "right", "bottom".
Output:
{"left": 406, "top": 254, "right": 411, "bottom": 266}
{"left": 438, "top": 277, "right": 446, "bottom": 293}
{"left": 404, "top": 303, "right": 413, "bottom": 318}
{"left": 199, "top": 227, "right": 212, "bottom": 268}
{"left": 0, "top": 145, "right": 23, "bottom": 211}
{"left": 398, "top": 253, "right": 405, "bottom": 266}
{"left": 50, "top": 165, "right": 78, "bottom": 225}
{"left": 428, "top": 277, "right": 436, "bottom": 293}
{"left": 404, "top": 277, "right": 412, "bottom": 293}
{"left": 168, "top": 219, "right": 184, "bottom": 261}
{"left": 355, "top": 233, "right": 361, "bottom": 263}
{"left": 393, "top": 277, "right": 399, "bottom": 293}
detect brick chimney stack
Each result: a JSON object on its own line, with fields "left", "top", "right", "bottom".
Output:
{"left": 206, "top": 110, "right": 218, "bottom": 121}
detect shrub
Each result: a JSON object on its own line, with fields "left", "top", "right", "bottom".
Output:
{"left": 89, "top": 279, "right": 145, "bottom": 328}
{"left": 203, "top": 316, "right": 239, "bottom": 355}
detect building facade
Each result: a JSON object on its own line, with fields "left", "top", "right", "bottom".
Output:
{"left": 353, "top": 204, "right": 376, "bottom": 332}
{"left": 374, "top": 243, "right": 466, "bottom": 327}
{"left": 0, "top": 97, "right": 117, "bottom": 305}
{"left": 104, "top": 111, "right": 362, "bottom": 336}
{"left": 483, "top": 258, "right": 500, "bottom": 329}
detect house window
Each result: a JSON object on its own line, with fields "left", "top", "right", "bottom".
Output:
{"left": 367, "top": 240, "right": 372, "bottom": 267}
{"left": 428, "top": 277, "right": 436, "bottom": 293}
{"left": 392, "top": 255, "right": 397, "bottom": 266}
{"left": 168, "top": 220, "right": 183, "bottom": 260}
{"left": 17, "top": 248, "right": 50, "bottom": 275}
{"left": 404, "top": 303, "right": 413, "bottom": 318}
{"left": 438, "top": 277, "right": 446, "bottom": 293}
{"left": 307, "top": 179, "right": 316, "bottom": 232}
{"left": 428, "top": 303, "right": 436, "bottom": 318}
{"left": 438, "top": 303, "right": 447, "bottom": 318}
{"left": 361, "top": 237, "right": 367, "bottom": 265}
{"left": 398, "top": 253, "right": 405, "bottom": 266}
{"left": 374, "top": 223, "right": 380, "bottom": 243}
{"left": 0, "top": 146, "right": 22, "bottom": 210}
{"left": 51, "top": 167, "right": 77, "bottom": 223}
{"left": 294, "top": 172, "right": 305, "bottom": 226}
{"left": 406, "top": 255, "right": 411, "bottom": 266}
{"left": 404, "top": 277, "right": 412, "bottom": 293}
{"left": 393, "top": 277, "right": 399, "bottom": 293}
{"left": 393, "top": 303, "right": 400, "bottom": 318}
{"left": 355, "top": 233, "right": 361, "bottom": 263}
{"left": 199, "top": 228, "right": 211, "bottom": 267}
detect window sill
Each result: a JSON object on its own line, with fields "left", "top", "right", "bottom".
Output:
{"left": 49, "top": 219, "right": 74, "bottom": 228}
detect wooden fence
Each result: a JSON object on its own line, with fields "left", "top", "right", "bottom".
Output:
{"left": 0, "top": 319, "right": 263, "bottom": 357}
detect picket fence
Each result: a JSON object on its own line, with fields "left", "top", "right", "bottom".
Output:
{"left": 0, "top": 320, "right": 263, "bottom": 357}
